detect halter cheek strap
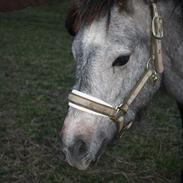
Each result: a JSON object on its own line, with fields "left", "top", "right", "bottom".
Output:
{"left": 68, "top": 1, "right": 164, "bottom": 138}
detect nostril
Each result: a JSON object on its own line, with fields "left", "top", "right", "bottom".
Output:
{"left": 78, "top": 140, "right": 88, "bottom": 156}
{"left": 73, "top": 139, "right": 88, "bottom": 158}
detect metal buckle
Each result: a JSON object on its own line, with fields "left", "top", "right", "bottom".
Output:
{"left": 146, "top": 58, "right": 158, "bottom": 81}
{"left": 119, "top": 121, "right": 133, "bottom": 138}
{"left": 151, "top": 71, "right": 158, "bottom": 81}
{"left": 112, "top": 108, "right": 133, "bottom": 138}
{"left": 152, "top": 16, "right": 163, "bottom": 39}
{"left": 111, "top": 108, "right": 125, "bottom": 137}
{"left": 112, "top": 108, "right": 125, "bottom": 124}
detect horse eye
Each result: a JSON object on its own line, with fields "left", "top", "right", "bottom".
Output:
{"left": 112, "top": 55, "right": 130, "bottom": 67}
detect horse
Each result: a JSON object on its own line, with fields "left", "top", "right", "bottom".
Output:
{"left": 60, "top": 0, "right": 183, "bottom": 170}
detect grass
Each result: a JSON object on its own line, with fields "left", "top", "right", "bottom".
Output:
{"left": 0, "top": 1, "right": 182, "bottom": 182}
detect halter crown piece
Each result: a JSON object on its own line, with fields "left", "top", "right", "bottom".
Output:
{"left": 68, "top": 1, "right": 164, "bottom": 138}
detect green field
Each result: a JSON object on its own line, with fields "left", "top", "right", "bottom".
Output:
{"left": 0, "top": 1, "right": 182, "bottom": 182}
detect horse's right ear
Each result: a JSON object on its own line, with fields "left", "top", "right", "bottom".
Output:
{"left": 65, "top": 6, "right": 79, "bottom": 36}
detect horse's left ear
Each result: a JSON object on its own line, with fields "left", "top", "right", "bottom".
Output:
{"left": 65, "top": 5, "right": 79, "bottom": 36}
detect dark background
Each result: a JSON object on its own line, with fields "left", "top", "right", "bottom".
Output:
{"left": 0, "top": 1, "right": 182, "bottom": 182}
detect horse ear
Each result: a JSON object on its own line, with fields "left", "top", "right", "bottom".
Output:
{"left": 65, "top": 5, "right": 80, "bottom": 36}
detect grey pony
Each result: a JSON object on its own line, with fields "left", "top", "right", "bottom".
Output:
{"left": 60, "top": 0, "right": 183, "bottom": 170}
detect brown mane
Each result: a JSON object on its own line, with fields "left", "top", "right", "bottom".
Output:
{"left": 65, "top": 0, "right": 127, "bottom": 36}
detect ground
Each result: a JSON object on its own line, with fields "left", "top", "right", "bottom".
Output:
{"left": 0, "top": 1, "right": 182, "bottom": 183}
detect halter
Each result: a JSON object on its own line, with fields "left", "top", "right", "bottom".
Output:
{"left": 68, "top": 1, "right": 164, "bottom": 138}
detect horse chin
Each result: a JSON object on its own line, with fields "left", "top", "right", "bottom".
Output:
{"left": 74, "top": 159, "right": 93, "bottom": 171}
{"left": 64, "top": 153, "right": 92, "bottom": 170}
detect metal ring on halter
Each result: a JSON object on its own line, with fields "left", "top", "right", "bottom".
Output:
{"left": 152, "top": 16, "right": 164, "bottom": 39}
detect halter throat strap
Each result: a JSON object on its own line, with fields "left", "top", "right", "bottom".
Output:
{"left": 68, "top": 2, "right": 164, "bottom": 138}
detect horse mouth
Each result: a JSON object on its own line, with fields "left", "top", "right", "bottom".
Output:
{"left": 72, "top": 138, "right": 109, "bottom": 170}
{"left": 90, "top": 138, "right": 109, "bottom": 166}
{"left": 60, "top": 137, "right": 111, "bottom": 170}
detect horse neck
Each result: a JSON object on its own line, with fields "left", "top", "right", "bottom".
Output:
{"left": 159, "top": 0, "right": 183, "bottom": 102}
{"left": 159, "top": 1, "right": 183, "bottom": 73}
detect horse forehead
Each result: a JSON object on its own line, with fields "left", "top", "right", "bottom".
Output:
{"left": 82, "top": 20, "right": 107, "bottom": 46}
